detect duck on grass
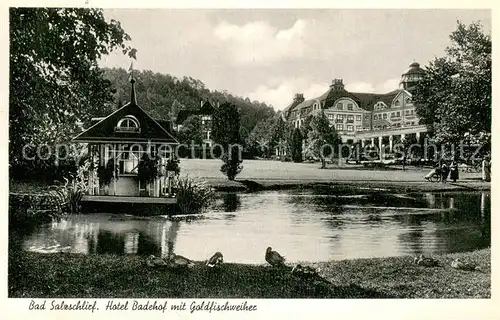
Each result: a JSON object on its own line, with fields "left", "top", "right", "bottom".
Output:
{"left": 9, "top": 248, "right": 490, "bottom": 298}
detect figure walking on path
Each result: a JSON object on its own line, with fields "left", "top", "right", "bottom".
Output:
{"left": 482, "top": 156, "right": 491, "bottom": 182}
{"left": 449, "top": 161, "right": 459, "bottom": 182}
{"left": 441, "top": 161, "right": 449, "bottom": 183}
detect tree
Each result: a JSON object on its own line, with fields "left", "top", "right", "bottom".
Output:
{"left": 393, "top": 134, "right": 419, "bottom": 170}
{"left": 212, "top": 102, "right": 243, "bottom": 180}
{"left": 413, "top": 21, "right": 491, "bottom": 148}
{"left": 300, "top": 114, "right": 314, "bottom": 138}
{"left": 102, "top": 68, "right": 276, "bottom": 148}
{"left": 177, "top": 115, "right": 204, "bottom": 145}
{"left": 10, "top": 8, "right": 135, "bottom": 178}
{"left": 307, "top": 111, "right": 339, "bottom": 169}
{"left": 246, "top": 117, "right": 275, "bottom": 158}
{"left": 291, "top": 127, "right": 303, "bottom": 163}
{"left": 268, "top": 113, "right": 295, "bottom": 160}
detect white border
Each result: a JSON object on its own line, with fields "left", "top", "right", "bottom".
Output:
{"left": 1, "top": 1, "right": 498, "bottom": 319}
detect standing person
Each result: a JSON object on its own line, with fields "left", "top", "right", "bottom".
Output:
{"left": 449, "top": 161, "right": 459, "bottom": 182}
{"left": 441, "top": 161, "right": 449, "bottom": 183}
{"left": 482, "top": 156, "right": 491, "bottom": 182}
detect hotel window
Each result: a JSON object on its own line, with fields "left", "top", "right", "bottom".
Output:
{"left": 347, "top": 125, "right": 354, "bottom": 132}
{"left": 347, "top": 103, "right": 353, "bottom": 111}
{"left": 391, "top": 112, "right": 395, "bottom": 118}
{"left": 364, "top": 115, "right": 370, "bottom": 120}
{"left": 337, "top": 103, "right": 343, "bottom": 110}
{"left": 383, "top": 113, "right": 387, "bottom": 119}
{"left": 356, "top": 115, "right": 361, "bottom": 121}
{"left": 336, "top": 114, "right": 343, "bottom": 120}
{"left": 336, "top": 124, "right": 343, "bottom": 131}
{"left": 328, "top": 114, "right": 334, "bottom": 119}
{"left": 373, "top": 115, "right": 377, "bottom": 120}
{"left": 356, "top": 125, "right": 362, "bottom": 131}
{"left": 396, "top": 111, "right": 401, "bottom": 117}
{"left": 347, "top": 115, "right": 354, "bottom": 121}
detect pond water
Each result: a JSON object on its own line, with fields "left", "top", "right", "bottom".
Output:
{"left": 19, "top": 190, "right": 490, "bottom": 264}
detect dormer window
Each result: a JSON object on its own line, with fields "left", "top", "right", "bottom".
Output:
{"left": 116, "top": 115, "right": 140, "bottom": 133}
{"left": 394, "top": 100, "right": 400, "bottom": 107}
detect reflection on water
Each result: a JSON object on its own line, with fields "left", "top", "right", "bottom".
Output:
{"left": 21, "top": 191, "right": 490, "bottom": 263}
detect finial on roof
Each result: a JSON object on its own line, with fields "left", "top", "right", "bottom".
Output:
{"left": 128, "top": 61, "right": 137, "bottom": 105}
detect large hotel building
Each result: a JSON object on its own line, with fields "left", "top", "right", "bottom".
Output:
{"left": 282, "top": 62, "right": 428, "bottom": 151}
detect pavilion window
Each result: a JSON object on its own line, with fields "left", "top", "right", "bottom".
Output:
{"left": 116, "top": 115, "right": 141, "bottom": 133}
{"left": 119, "top": 145, "right": 141, "bottom": 175}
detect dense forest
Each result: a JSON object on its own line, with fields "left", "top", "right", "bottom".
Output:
{"left": 102, "top": 68, "right": 276, "bottom": 143}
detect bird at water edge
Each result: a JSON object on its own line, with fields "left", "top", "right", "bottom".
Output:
{"left": 413, "top": 255, "right": 439, "bottom": 267}
{"left": 266, "top": 247, "right": 286, "bottom": 267}
{"left": 451, "top": 258, "right": 481, "bottom": 272}
{"left": 206, "top": 252, "right": 224, "bottom": 268}
{"left": 146, "top": 255, "right": 168, "bottom": 268}
{"left": 168, "top": 253, "right": 196, "bottom": 269}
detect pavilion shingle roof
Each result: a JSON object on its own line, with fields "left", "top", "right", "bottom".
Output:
{"left": 73, "top": 102, "right": 179, "bottom": 144}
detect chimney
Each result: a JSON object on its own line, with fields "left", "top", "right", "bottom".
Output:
{"left": 293, "top": 93, "right": 305, "bottom": 103}
{"left": 330, "top": 78, "right": 344, "bottom": 91}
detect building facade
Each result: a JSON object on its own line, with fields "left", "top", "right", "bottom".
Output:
{"left": 283, "top": 62, "right": 427, "bottom": 151}
{"left": 176, "top": 100, "right": 216, "bottom": 147}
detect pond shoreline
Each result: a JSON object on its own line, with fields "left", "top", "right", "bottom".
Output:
{"left": 206, "top": 178, "right": 491, "bottom": 193}
{"left": 8, "top": 248, "right": 490, "bottom": 298}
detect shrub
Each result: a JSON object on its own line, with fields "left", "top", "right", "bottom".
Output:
{"left": 97, "top": 159, "right": 118, "bottom": 186}
{"left": 48, "top": 161, "right": 90, "bottom": 214}
{"left": 220, "top": 151, "right": 243, "bottom": 181}
{"left": 165, "top": 157, "right": 180, "bottom": 175}
{"left": 174, "top": 176, "right": 214, "bottom": 214}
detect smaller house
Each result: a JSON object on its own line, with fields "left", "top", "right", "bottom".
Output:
{"left": 73, "top": 77, "right": 180, "bottom": 204}
{"left": 176, "top": 100, "right": 217, "bottom": 148}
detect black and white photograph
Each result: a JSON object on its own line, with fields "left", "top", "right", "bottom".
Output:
{"left": 5, "top": 1, "right": 496, "bottom": 317}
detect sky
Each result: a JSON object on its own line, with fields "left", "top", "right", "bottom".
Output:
{"left": 99, "top": 9, "right": 491, "bottom": 110}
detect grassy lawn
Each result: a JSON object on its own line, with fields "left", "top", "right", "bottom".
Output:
{"left": 9, "top": 248, "right": 490, "bottom": 299}
{"left": 181, "top": 159, "right": 482, "bottom": 181}
{"left": 10, "top": 159, "right": 488, "bottom": 194}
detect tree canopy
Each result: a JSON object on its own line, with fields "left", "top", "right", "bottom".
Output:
{"left": 306, "top": 111, "right": 339, "bottom": 168}
{"left": 413, "top": 21, "right": 491, "bottom": 147}
{"left": 10, "top": 8, "right": 135, "bottom": 177}
{"left": 102, "top": 68, "right": 276, "bottom": 142}
{"left": 212, "top": 102, "right": 243, "bottom": 180}
{"left": 177, "top": 115, "right": 204, "bottom": 145}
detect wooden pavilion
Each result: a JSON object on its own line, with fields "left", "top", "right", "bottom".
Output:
{"left": 73, "top": 76, "right": 179, "bottom": 204}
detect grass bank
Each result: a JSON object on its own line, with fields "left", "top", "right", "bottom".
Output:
{"left": 9, "top": 248, "right": 490, "bottom": 299}
{"left": 206, "top": 178, "right": 490, "bottom": 193}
